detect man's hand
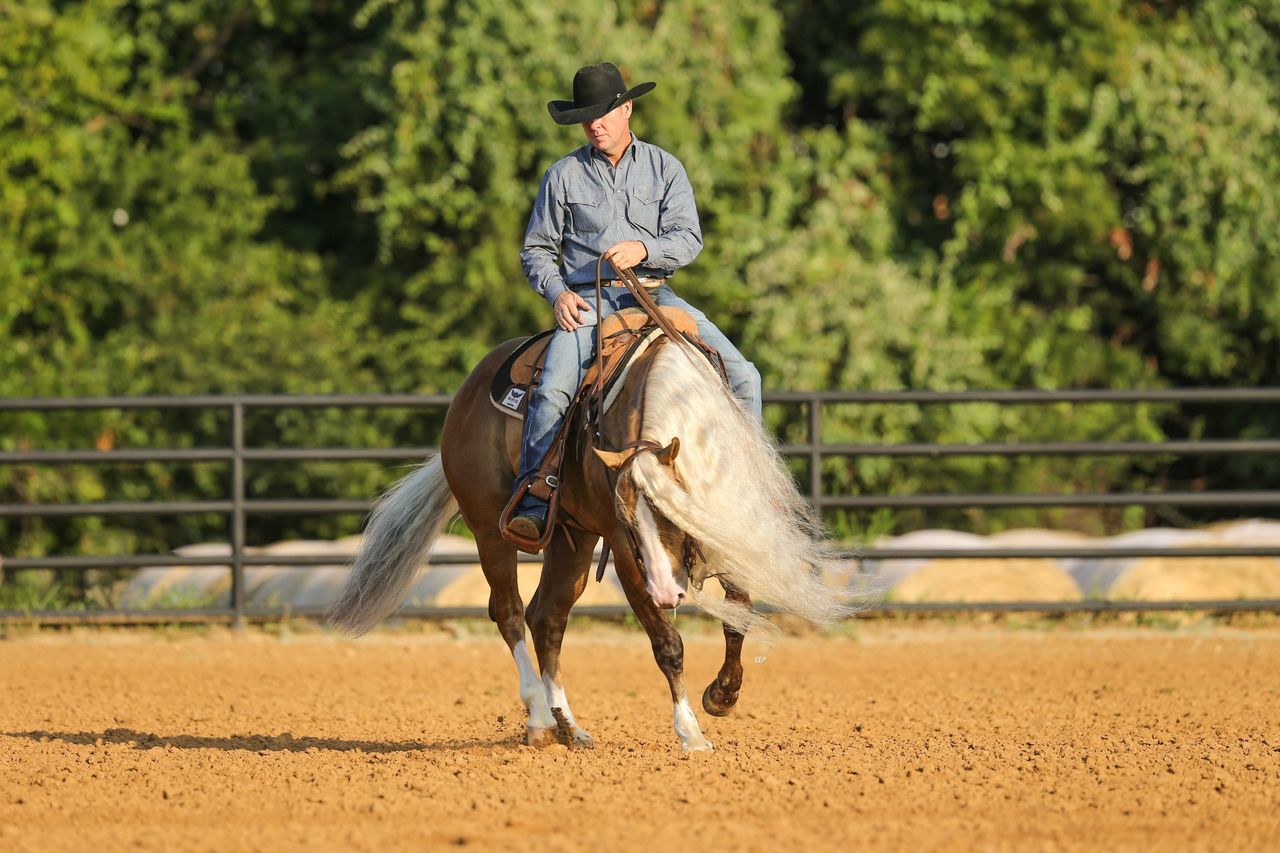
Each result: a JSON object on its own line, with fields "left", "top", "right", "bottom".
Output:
{"left": 554, "top": 290, "right": 593, "bottom": 331}
{"left": 604, "top": 240, "right": 648, "bottom": 272}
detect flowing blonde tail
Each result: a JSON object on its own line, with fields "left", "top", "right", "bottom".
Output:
{"left": 327, "top": 456, "right": 457, "bottom": 637}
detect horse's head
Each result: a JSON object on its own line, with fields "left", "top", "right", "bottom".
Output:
{"left": 593, "top": 437, "right": 699, "bottom": 610}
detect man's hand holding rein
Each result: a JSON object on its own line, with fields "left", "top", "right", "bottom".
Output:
{"left": 604, "top": 240, "right": 648, "bottom": 272}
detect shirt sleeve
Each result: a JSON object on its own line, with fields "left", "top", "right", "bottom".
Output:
{"left": 639, "top": 157, "right": 703, "bottom": 273}
{"left": 520, "top": 167, "right": 569, "bottom": 305}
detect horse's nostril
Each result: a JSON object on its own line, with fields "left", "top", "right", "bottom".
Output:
{"left": 677, "top": 592, "right": 686, "bottom": 603}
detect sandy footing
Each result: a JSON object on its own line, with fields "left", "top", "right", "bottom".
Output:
{"left": 2, "top": 620, "right": 1278, "bottom": 850}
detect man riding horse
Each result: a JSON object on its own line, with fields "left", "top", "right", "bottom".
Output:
{"left": 507, "top": 61, "right": 762, "bottom": 543}
{"left": 330, "top": 64, "right": 850, "bottom": 749}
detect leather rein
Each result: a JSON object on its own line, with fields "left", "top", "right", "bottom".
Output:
{"left": 591, "top": 255, "right": 692, "bottom": 398}
{"left": 586, "top": 255, "right": 704, "bottom": 586}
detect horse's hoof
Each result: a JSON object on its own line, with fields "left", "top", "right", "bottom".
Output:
{"left": 551, "top": 707, "right": 594, "bottom": 749}
{"left": 681, "top": 738, "right": 715, "bottom": 754}
{"left": 702, "top": 682, "right": 738, "bottom": 717}
{"left": 525, "top": 726, "right": 558, "bottom": 748}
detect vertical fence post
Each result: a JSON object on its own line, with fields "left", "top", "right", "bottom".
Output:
{"left": 809, "top": 395, "right": 822, "bottom": 511}
{"left": 230, "top": 401, "right": 246, "bottom": 628}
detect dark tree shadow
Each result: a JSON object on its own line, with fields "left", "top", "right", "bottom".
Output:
{"left": 2, "top": 727, "right": 521, "bottom": 753}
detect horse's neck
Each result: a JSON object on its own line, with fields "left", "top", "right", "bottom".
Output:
{"left": 597, "top": 339, "right": 668, "bottom": 451}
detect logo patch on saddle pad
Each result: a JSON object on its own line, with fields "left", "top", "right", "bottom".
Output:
{"left": 489, "top": 330, "right": 553, "bottom": 420}
{"left": 500, "top": 387, "right": 527, "bottom": 411}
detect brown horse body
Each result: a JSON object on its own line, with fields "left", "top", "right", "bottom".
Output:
{"left": 333, "top": 333, "right": 747, "bottom": 751}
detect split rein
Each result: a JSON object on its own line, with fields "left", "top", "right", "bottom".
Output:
{"left": 590, "top": 254, "right": 692, "bottom": 396}
{"left": 585, "top": 255, "right": 707, "bottom": 589}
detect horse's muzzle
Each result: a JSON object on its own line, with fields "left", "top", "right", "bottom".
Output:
{"left": 646, "top": 569, "right": 689, "bottom": 610}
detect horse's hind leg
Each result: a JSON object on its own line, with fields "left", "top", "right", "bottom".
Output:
{"left": 472, "top": 528, "right": 559, "bottom": 747}
{"left": 703, "top": 581, "right": 750, "bottom": 716}
{"left": 612, "top": 540, "right": 713, "bottom": 753}
{"left": 526, "top": 530, "right": 598, "bottom": 748}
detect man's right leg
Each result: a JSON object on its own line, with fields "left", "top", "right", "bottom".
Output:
{"left": 655, "top": 289, "right": 763, "bottom": 422}
{"left": 509, "top": 316, "right": 597, "bottom": 538}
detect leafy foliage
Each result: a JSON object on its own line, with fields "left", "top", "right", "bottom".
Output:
{"left": 3, "top": 0, "right": 1278, "bottom": 603}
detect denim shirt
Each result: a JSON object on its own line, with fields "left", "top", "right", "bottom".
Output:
{"left": 520, "top": 135, "right": 703, "bottom": 305}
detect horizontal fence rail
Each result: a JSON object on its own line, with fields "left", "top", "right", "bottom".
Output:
{"left": 3, "top": 389, "right": 1280, "bottom": 625}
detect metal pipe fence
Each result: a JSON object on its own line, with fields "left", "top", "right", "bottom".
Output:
{"left": 3, "top": 389, "right": 1280, "bottom": 625}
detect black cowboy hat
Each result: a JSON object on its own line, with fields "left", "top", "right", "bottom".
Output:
{"left": 547, "top": 62, "right": 655, "bottom": 125}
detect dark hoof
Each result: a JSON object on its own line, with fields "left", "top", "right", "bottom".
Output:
{"left": 551, "top": 708, "right": 595, "bottom": 749}
{"left": 702, "top": 682, "right": 739, "bottom": 717}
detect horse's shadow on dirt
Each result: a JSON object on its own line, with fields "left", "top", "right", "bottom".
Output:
{"left": 3, "top": 727, "right": 520, "bottom": 753}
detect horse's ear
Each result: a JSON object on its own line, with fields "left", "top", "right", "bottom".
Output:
{"left": 593, "top": 446, "right": 640, "bottom": 469}
{"left": 655, "top": 437, "right": 680, "bottom": 467}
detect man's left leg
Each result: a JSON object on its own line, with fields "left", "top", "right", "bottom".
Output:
{"left": 510, "top": 317, "right": 597, "bottom": 540}
{"left": 656, "top": 288, "right": 762, "bottom": 421}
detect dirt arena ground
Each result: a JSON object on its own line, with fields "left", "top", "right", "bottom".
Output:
{"left": 2, "top": 618, "right": 1279, "bottom": 851}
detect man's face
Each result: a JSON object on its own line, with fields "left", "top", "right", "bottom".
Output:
{"left": 581, "top": 101, "right": 632, "bottom": 158}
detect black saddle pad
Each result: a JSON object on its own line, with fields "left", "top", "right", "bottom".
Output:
{"left": 490, "top": 330, "right": 553, "bottom": 418}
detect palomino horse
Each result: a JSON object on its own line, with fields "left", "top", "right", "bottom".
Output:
{"left": 328, "top": 325, "right": 848, "bottom": 752}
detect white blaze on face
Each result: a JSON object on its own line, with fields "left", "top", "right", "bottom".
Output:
{"left": 634, "top": 497, "right": 684, "bottom": 609}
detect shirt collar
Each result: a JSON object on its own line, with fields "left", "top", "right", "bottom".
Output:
{"left": 588, "top": 132, "right": 640, "bottom": 163}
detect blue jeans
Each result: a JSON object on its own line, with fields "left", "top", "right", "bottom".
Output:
{"left": 516, "top": 285, "right": 762, "bottom": 512}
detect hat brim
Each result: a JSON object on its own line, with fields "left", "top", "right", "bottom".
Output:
{"left": 547, "top": 82, "right": 655, "bottom": 125}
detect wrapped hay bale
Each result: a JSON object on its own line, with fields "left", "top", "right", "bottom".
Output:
{"left": 121, "top": 533, "right": 489, "bottom": 612}
{"left": 988, "top": 528, "right": 1091, "bottom": 547}
{"left": 249, "top": 532, "right": 482, "bottom": 610}
{"left": 1203, "top": 518, "right": 1280, "bottom": 542}
{"left": 284, "top": 535, "right": 366, "bottom": 609}
{"left": 429, "top": 539, "right": 628, "bottom": 608}
{"left": 249, "top": 538, "right": 364, "bottom": 609}
{"left": 1062, "top": 528, "right": 1200, "bottom": 599}
{"left": 864, "top": 529, "right": 1081, "bottom": 603}
{"left": 1076, "top": 522, "right": 1280, "bottom": 601}
{"left": 119, "top": 543, "right": 232, "bottom": 608}
{"left": 401, "top": 533, "right": 485, "bottom": 608}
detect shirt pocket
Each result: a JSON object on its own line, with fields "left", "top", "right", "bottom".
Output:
{"left": 625, "top": 190, "right": 661, "bottom": 238}
{"left": 567, "top": 195, "right": 608, "bottom": 234}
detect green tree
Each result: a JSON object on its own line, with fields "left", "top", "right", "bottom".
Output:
{"left": 0, "top": 1, "right": 380, "bottom": 580}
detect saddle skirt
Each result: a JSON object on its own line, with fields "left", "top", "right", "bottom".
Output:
{"left": 490, "top": 306, "right": 702, "bottom": 419}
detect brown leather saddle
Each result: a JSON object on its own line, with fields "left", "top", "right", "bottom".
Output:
{"left": 489, "top": 306, "right": 701, "bottom": 420}
{"left": 497, "top": 267, "right": 726, "bottom": 554}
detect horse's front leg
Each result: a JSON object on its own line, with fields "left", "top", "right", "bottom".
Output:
{"left": 703, "top": 580, "right": 750, "bottom": 716}
{"left": 612, "top": 539, "right": 713, "bottom": 753}
{"left": 526, "top": 530, "right": 598, "bottom": 748}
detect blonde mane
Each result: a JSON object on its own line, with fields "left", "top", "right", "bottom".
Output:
{"left": 624, "top": 343, "right": 855, "bottom": 632}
